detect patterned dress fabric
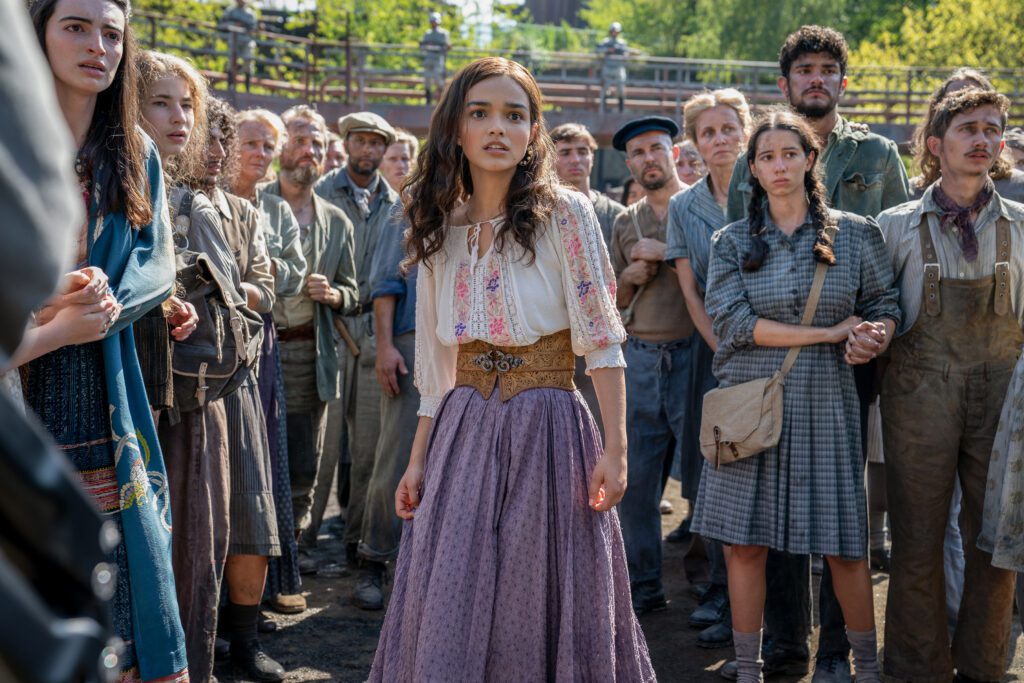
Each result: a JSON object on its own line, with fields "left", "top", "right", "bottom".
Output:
{"left": 692, "top": 210, "right": 901, "bottom": 559}
{"left": 368, "top": 387, "right": 655, "bottom": 682}
{"left": 259, "top": 314, "right": 302, "bottom": 596}
{"left": 370, "top": 189, "right": 652, "bottom": 680}
{"left": 24, "top": 343, "right": 143, "bottom": 678}
{"left": 981, "top": 351, "right": 1024, "bottom": 572}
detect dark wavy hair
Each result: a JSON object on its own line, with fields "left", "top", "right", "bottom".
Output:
{"left": 779, "top": 25, "right": 849, "bottom": 79}
{"left": 194, "top": 96, "right": 238, "bottom": 191}
{"left": 912, "top": 68, "right": 1011, "bottom": 189}
{"left": 31, "top": 0, "right": 151, "bottom": 228}
{"left": 742, "top": 108, "right": 836, "bottom": 272}
{"left": 404, "top": 57, "right": 559, "bottom": 267}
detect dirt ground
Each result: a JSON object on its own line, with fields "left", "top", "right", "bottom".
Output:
{"left": 216, "top": 485, "right": 1024, "bottom": 682}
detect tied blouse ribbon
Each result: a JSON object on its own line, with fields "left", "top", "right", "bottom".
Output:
{"left": 932, "top": 179, "right": 995, "bottom": 262}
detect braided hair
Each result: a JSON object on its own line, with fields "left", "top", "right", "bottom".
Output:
{"left": 742, "top": 108, "right": 836, "bottom": 272}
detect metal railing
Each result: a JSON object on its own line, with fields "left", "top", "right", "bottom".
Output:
{"left": 135, "top": 11, "right": 1024, "bottom": 124}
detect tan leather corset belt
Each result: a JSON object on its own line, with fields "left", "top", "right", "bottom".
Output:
{"left": 455, "top": 329, "right": 576, "bottom": 401}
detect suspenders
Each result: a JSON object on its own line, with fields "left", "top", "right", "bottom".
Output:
{"left": 917, "top": 217, "right": 1012, "bottom": 317}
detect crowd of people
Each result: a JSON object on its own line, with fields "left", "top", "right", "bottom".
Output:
{"left": 7, "top": 0, "right": 1024, "bottom": 680}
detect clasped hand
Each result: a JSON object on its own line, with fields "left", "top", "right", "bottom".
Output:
{"left": 844, "top": 320, "right": 888, "bottom": 365}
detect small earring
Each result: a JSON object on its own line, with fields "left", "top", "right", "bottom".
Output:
{"left": 519, "top": 147, "right": 533, "bottom": 167}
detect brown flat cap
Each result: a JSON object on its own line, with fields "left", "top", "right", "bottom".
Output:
{"left": 337, "top": 112, "right": 396, "bottom": 146}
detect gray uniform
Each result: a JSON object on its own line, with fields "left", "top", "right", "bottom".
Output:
{"left": 420, "top": 26, "right": 450, "bottom": 94}
{"left": 596, "top": 35, "right": 628, "bottom": 105}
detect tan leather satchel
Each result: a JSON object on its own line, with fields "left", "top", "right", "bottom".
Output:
{"left": 699, "top": 255, "right": 830, "bottom": 468}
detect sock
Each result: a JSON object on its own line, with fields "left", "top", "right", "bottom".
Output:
{"left": 226, "top": 601, "right": 260, "bottom": 647}
{"left": 847, "top": 628, "right": 881, "bottom": 683}
{"left": 733, "top": 629, "right": 763, "bottom": 683}
{"left": 869, "top": 512, "right": 887, "bottom": 550}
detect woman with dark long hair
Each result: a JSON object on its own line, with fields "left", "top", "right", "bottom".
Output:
{"left": 369, "top": 57, "right": 653, "bottom": 681}
{"left": 690, "top": 109, "right": 900, "bottom": 683}
{"left": 24, "top": 0, "right": 188, "bottom": 680}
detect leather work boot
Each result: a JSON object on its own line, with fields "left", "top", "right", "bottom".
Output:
{"left": 689, "top": 583, "right": 729, "bottom": 629}
{"left": 811, "top": 654, "right": 852, "bottom": 683}
{"left": 231, "top": 639, "right": 285, "bottom": 682}
{"left": 353, "top": 562, "right": 386, "bottom": 610}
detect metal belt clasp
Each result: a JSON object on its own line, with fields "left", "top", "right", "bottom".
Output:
{"left": 472, "top": 349, "right": 524, "bottom": 374}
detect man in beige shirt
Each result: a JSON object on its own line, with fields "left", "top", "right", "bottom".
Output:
{"left": 609, "top": 116, "right": 694, "bottom": 616}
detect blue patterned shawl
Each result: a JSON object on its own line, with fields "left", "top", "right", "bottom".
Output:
{"left": 88, "top": 139, "right": 188, "bottom": 680}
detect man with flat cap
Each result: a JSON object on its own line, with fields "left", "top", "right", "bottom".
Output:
{"left": 597, "top": 22, "right": 629, "bottom": 112}
{"left": 610, "top": 115, "right": 694, "bottom": 615}
{"left": 420, "top": 11, "right": 451, "bottom": 104}
{"left": 315, "top": 111, "right": 400, "bottom": 611}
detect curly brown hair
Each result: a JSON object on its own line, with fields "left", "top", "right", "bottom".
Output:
{"left": 404, "top": 57, "right": 560, "bottom": 267}
{"left": 912, "top": 69, "right": 1011, "bottom": 189}
{"left": 778, "top": 25, "right": 849, "bottom": 79}
{"left": 193, "top": 97, "right": 238, "bottom": 191}
{"left": 743, "top": 108, "right": 836, "bottom": 272}
{"left": 137, "top": 51, "right": 210, "bottom": 187}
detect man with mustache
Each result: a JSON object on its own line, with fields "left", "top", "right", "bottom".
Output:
{"left": 261, "top": 105, "right": 358, "bottom": 585}
{"left": 722, "top": 26, "right": 909, "bottom": 683}
{"left": 877, "top": 88, "right": 1024, "bottom": 683}
{"left": 609, "top": 116, "right": 694, "bottom": 616}
{"left": 315, "top": 112, "right": 400, "bottom": 611}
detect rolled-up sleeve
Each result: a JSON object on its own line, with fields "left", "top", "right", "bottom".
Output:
{"left": 705, "top": 227, "right": 758, "bottom": 353}
{"left": 369, "top": 207, "right": 407, "bottom": 301}
{"left": 665, "top": 190, "right": 691, "bottom": 264}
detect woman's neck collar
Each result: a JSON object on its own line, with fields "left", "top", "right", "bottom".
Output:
{"left": 766, "top": 192, "right": 810, "bottom": 234}
{"left": 707, "top": 163, "right": 733, "bottom": 205}
{"left": 55, "top": 84, "right": 98, "bottom": 149}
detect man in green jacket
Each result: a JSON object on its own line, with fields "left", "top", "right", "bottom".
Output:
{"left": 722, "top": 26, "right": 909, "bottom": 683}
{"left": 263, "top": 105, "right": 358, "bottom": 554}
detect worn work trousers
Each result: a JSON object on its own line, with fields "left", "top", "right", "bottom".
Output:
{"left": 359, "top": 332, "right": 420, "bottom": 563}
{"left": 620, "top": 336, "right": 691, "bottom": 601}
{"left": 161, "top": 401, "right": 230, "bottom": 683}
{"left": 340, "top": 314, "right": 383, "bottom": 551}
{"left": 882, "top": 364, "right": 1017, "bottom": 682}
{"left": 279, "top": 337, "right": 328, "bottom": 531}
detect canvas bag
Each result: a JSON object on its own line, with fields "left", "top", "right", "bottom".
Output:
{"left": 699, "top": 252, "right": 830, "bottom": 468}
{"left": 170, "top": 190, "right": 263, "bottom": 413}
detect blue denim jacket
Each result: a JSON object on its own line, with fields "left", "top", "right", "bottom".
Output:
{"left": 369, "top": 203, "right": 416, "bottom": 336}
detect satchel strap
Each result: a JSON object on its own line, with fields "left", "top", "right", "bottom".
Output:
{"left": 779, "top": 226, "right": 835, "bottom": 378}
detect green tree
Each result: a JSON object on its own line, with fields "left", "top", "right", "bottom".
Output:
{"left": 579, "top": 0, "right": 911, "bottom": 61}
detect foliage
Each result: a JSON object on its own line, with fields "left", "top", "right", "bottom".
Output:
{"left": 578, "top": 0, "right": 913, "bottom": 61}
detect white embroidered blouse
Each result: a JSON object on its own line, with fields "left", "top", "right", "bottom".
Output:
{"left": 415, "top": 189, "right": 627, "bottom": 417}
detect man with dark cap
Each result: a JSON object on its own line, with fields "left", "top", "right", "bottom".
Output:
{"left": 315, "top": 111, "right": 400, "bottom": 611}
{"left": 609, "top": 116, "right": 694, "bottom": 615}
{"left": 596, "top": 22, "right": 629, "bottom": 113}
{"left": 420, "top": 11, "right": 451, "bottom": 104}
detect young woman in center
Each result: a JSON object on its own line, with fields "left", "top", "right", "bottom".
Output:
{"left": 691, "top": 108, "right": 901, "bottom": 683}
{"left": 369, "top": 57, "right": 654, "bottom": 682}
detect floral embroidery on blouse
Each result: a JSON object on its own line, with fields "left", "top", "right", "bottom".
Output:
{"left": 555, "top": 199, "right": 620, "bottom": 349}
{"left": 453, "top": 260, "right": 471, "bottom": 338}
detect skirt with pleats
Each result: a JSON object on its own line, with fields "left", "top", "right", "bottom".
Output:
{"left": 368, "top": 385, "right": 655, "bottom": 683}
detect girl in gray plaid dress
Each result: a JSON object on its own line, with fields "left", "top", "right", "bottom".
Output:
{"left": 690, "top": 110, "right": 900, "bottom": 683}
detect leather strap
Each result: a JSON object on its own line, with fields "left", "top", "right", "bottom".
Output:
{"left": 995, "top": 218, "right": 1011, "bottom": 316}
{"left": 917, "top": 218, "right": 942, "bottom": 316}
{"left": 780, "top": 226, "right": 835, "bottom": 379}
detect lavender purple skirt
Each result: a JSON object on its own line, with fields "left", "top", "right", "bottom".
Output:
{"left": 369, "top": 386, "right": 655, "bottom": 682}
